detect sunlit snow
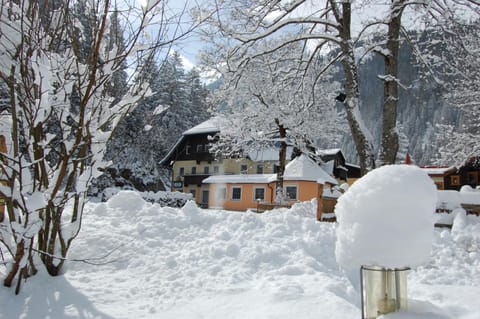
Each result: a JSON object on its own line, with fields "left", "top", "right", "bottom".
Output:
{"left": 1, "top": 189, "right": 479, "bottom": 319}
{"left": 336, "top": 165, "right": 437, "bottom": 268}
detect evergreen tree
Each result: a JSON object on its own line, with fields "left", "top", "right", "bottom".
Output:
{"left": 100, "top": 52, "right": 210, "bottom": 193}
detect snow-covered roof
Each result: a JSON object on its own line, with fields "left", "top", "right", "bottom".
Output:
{"left": 321, "top": 160, "right": 334, "bottom": 175}
{"left": 183, "top": 118, "right": 220, "bottom": 136}
{"left": 284, "top": 155, "right": 338, "bottom": 185}
{"left": 203, "top": 174, "right": 277, "bottom": 184}
{"left": 159, "top": 135, "right": 184, "bottom": 166}
{"left": 248, "top": 147, "right": 293, "bottom": 162}
{"left": 317, "top": 148, "right": 341, "bottom": 156}
{"left": 345, "top": 162, "right": 360, "bottom": 168}
{"left": 322, "top": 187, "right": 343, "bottom": 199}
{"left": 160, "top": 118, "right": 221, "bottom": 166}
{"left": 420, "top": 166, "right": 456, "bottom": 175}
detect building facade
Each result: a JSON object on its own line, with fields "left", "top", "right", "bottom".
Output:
{"left": 160, "top": 118, "right": 348, "bottom": 212}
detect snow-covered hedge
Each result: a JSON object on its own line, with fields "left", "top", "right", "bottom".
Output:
{"left": 95, "top": 187, "right": 193, "bottom": 207}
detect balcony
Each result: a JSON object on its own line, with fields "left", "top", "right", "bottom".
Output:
{"left": 183, "top": 174, "right": 211, "bottom": 187}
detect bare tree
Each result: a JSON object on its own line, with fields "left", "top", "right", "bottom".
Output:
{"left": 198, "top": 0, "right": 376, "bottom": 175}
{"left": 209, "top": 41, "right": 343, "bottom": 201}
{"left": 377, "top": 0, "right": 407, "bottom": 165}
{"left": 0, "top": 0, "right": 203, "bottom": 293}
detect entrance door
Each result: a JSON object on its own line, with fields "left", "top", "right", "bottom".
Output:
{"left": 201, "top": 190, "right": 209, "bottom": 208}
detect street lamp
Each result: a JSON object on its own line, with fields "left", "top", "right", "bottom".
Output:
{"left": 360, "top": 266, "right": 409, "bottom": 318}
{"left": 334, "top": 165, "right": 438, "bottom": 319}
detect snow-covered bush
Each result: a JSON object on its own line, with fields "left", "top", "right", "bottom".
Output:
{"left": 0, "top": 0, "right": 200, "bottom": 293}
{"left": 99, "top": 188, "right": 193, "bottom": 208}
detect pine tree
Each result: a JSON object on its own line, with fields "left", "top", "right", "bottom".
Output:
{"left": 100, "top": 53, "right": 210, "bottom": 193}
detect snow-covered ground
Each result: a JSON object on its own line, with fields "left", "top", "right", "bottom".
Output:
{"left": 1, "top": 190, "right": 479, "bottom": 319}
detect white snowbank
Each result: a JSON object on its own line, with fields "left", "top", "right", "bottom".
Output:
{"left": 437, "top": 190, "right": 461, "bottom": 210}
{"left": 1, "top": 189, "right": 479, "bottom": 319}
{"left": 335, "top": 165, "right": 437, "bottom": 269}
{"left": 437, "top": 189, "right": 480, "bottom": 210}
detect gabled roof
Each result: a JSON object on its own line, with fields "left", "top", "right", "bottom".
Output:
{"left": 316, "top": 148, "right": 345, "bottom": 166}
{"left": 159, "top": 135, "right": 184, "bottom": 166}
{"left": 420, "top": 166, "right": 456, "bottom": 176}
{"left": 183, "top": 118, "right": 220, "bottom": 136}
{"left": 160, "top": 118, "right": 220, "bottom": 166}
{"left": 284, "top": 155, "right": 338, "bottom": 185}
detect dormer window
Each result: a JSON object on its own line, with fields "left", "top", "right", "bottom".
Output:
{"left": 240, "top": 164, "right": 248, "bottom": 174}
{"left": 256, "top": 164, "right": 264, "bottom": 174}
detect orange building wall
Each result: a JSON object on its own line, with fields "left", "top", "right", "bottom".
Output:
{"left": 207, "top": 180, "right": 329, "bottom": 215}
{"left": 283, "top": 180, "right": 319, "bottom": 202}
{"left": 208, "top": 182, "right": 276, "bottom": 211}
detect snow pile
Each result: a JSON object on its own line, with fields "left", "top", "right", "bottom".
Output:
{"left": 436, "top": 190, "right": 461, "bottom": 211}
{"left": 61, "top": 191, "right": 357, "bottom": 318}
{"left": 335, "top": 165, "right": 437, "bottom": 269}
{"left": 437, "top": 187, "right": 480, "bottom": 210}
{"left": 409, "top": 210, "right": 480, "bottom": 287}
{"left": 1, "top": 189, "right": 480, "bottom": 319}
{"left": 458, "top": 186, "right": 480, "bottom": 205}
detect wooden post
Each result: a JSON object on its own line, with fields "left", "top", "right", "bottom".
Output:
{"left": 317, "top": 183, "right": 324, "bottom": 221}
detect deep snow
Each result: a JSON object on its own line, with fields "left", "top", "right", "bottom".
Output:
{"left": 1, "top": 190, "right": 479, "bottom": 319}
{"left": 336, "top": 165, "right": 437, "bottom": 268}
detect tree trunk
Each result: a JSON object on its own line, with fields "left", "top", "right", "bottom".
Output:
{"left": 380, "top": 0, "right": 404, "bottom": 165}
{"left": 338, "top": 2, "right": 376, "bottom": 175}
{"left": 3, "top": 240, "right": 25, "bottom": 288}
{"left": 275, "top": 118, "right": 287, "bottom": 203}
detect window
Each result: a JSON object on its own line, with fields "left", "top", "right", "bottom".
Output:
{"left": 185, "top": 145, "right": 191, "bottom": 155}
{"left": 179, "top": 167, "right": 184, "bottom": 176}
{"left": 240, "top": 164, "right": 248, "bottom": 174}
{"left": 216, "top": 187, "right": 226, "bottom": 200}
{"left": 273, "top": 164, "right": 280, "bottom": 173}
{"left": 231, "top": 187, "right": 242, "bottom": 200}
{"left": 256, "top": 164, "right": 264, "bottom": 174}
{"left": 189, "top": 189, "right": 196, "bottom": 199}
{"left": 213, "top": 166, "right": 219, "bottom": 174}
{"left": 285, "top": 185, "right": 298, "bottom": 200}
{"left": 450, "top": 175, "right": 460, "bottom": 186}
{"left": 191, "top": 166, "right": 197, "bottom": 175}
{"left": 254, "top": 187, "right": 265, "bottom": 201}
{"left": 197, "top": 144, "right": 203, "bottom": 153}
{"left": 204, "top": 166, "right": 210, "bottom": 174}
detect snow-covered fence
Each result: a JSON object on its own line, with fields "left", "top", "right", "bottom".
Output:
{"left": 437, "top": 188, "right": 480, "bottom": 214}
